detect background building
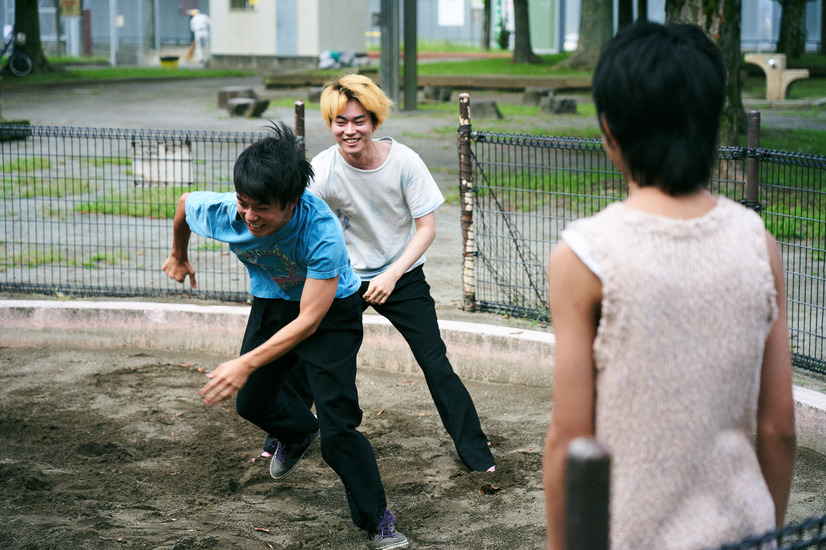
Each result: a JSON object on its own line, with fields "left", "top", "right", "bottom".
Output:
{"left": 0, "top": 0, "right": 822, "bottom": 67}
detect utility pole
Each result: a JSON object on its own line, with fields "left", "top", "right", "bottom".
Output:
{"left": 402, "top": 0, "right": 417, "bottom": 110}
{"left": 380, "top": 0, "right": 400, "bottom": 106}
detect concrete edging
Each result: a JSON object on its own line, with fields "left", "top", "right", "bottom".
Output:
{"left": 0, "top": 300, "right": 555, "bottom": 388}
{"left": 1, "top": 300, "right": 823, "bottom": 455}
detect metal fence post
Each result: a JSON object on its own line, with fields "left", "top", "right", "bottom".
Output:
{"left": 295, "top": 100, "right": 305, "bottom": 157}
{"left": 744, "top": 110, "right": 761, "bottom": 212}
{"left": 565, "top": 438, "right": 610, "bottom": 550}
{"left": 458, "top": 93, "right": 477, "bottom": 312}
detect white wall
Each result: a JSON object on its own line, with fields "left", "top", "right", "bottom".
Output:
{"left": 211, "top": 0, "right": 277, "bottom": 56}
{"left": 209, "top": 0, "right": 365, "bottom": 58}
{"left": 316, "top": 0, "right": 367, "bottom": 54}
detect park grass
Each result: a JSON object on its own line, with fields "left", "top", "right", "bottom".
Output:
{"left": 0, "top": 64, "right": 257, "bottom": 86}
{"left": 415, "top": 53, "right": 582, "bottom": 76}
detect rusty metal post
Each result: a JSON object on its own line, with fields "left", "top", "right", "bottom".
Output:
{"left": 565, "top": 438, "right": 610, "bottom": 550}
{"left": 295, "top": 100, "right": 306, "bottom": 156}
{"left": 458, "top": 93, "right": 476, "bottom": 312}
{"left": 744, "top": 110, "right": 761, "bottom": 212}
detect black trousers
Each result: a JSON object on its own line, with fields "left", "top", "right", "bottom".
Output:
{"left": 235, "top": 294, "right": 387, "bottom": 532}
{"left": 364, "top": 266, "right": 495, "bottom": 471}
{"left": 291, "top": 267, "right": 495, "bottom": 471}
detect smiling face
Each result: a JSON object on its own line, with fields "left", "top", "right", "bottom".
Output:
{"left": 236, "top": 192, "right": 296, "bottom": 237}
{"left": 332, "top": 99, "right": 378, "bottom": 161}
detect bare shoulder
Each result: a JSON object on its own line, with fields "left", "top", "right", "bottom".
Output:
{"left": 547, "top": 241, "right": 602, "bottom": 308}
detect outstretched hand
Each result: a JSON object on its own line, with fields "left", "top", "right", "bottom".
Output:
{"left": 162, "top": 255, "right": 197, "bottom": 289}
{"left": 199, "top": 357, "right": 251, "bottom": 405}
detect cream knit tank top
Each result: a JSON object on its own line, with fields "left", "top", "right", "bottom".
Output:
{"left": 565, "top": 196, "right": 778, "bottom": 549}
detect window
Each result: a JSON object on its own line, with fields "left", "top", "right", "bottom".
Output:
{"left": 230, "top": 0, "right": 256, "bottom": 9}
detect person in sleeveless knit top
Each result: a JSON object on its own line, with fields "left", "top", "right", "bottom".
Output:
{"left": 543, "top": 22, "right": 796, "bottom": 550}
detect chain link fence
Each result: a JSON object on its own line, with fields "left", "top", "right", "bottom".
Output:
{"left": 0, "top": 102, "right": 824, "bottom": 376}
{"left": 459, "top": 99, "right": 824, "bottom": 375}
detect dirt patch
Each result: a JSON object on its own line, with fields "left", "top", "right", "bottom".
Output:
{"left": 0, "top": 344, "right": 824, "bottom": 550}
{"left": 0, "top": 345, "right": 550, "bottom": 549}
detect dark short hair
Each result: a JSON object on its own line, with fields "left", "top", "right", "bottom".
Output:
{"left": 233, "top": 121, "right": 313, "bottom": 206}
{"left": 592, "top": 21, "right": 726, "bottom": 195}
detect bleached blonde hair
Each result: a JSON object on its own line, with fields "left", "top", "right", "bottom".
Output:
{"left": 319, "top": 74, "right": 394, "bottom": 128}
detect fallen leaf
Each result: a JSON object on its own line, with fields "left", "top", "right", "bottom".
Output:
{"left": 479, "top": 483, "right": 501, "bottom": 495}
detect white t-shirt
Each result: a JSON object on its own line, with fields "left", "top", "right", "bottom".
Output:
{"left": 309, "top": 137, "right": 444, "bottom": 280}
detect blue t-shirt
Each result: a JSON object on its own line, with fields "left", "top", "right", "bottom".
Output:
{"left": 185, "top": 190, "right": 361, "bottom": 301}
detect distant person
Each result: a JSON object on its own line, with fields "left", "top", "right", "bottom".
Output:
{"left": 543, "top": 22, "right": 796, "bottom": 550}
{"left": 307, "top": 74, "right": 496, "bottom": 474}
{"left": 189, "top": 9, "right": 211, "bottom": 65}
{"left": 162, "top": 122, "right": 409, "bottom": 549}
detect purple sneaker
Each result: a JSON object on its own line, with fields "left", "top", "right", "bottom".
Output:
{"left": 269, "top": 430, "right": 319, "bottom": 480}
{"left": 369, "top": 510, "right": 409, "bottom": 549}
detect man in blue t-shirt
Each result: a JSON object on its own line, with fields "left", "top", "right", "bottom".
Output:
{"left": 162, "top": 123, "right": 408, "bottom": 549}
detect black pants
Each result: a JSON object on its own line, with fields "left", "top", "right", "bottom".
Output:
{"left": 235, "top": 294, "right": 387, "bottom": 532}
{"left": 291, "top": 267, "right": 495, "bottom": 471}
{"left": 365, "top": 266, "right": 494, "bottom": 471}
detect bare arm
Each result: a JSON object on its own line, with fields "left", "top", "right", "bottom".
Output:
{"left": 161, "top": 192, "right": 197, "bottom": 289}
{"left": 756, "top": 232, "right": 796, "bottom": 527}
{"left": 363, "top": 211, "right": 436, "bottom": 305}
{"left": 543, "top": 242, "right": 602, "bottom": 550}
{"left": 199, "top": 276, "right": 339, "bottom": 405}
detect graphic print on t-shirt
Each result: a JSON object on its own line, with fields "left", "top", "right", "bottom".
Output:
{"left": 234, "top": 246, "right": 306, "bottom": 290}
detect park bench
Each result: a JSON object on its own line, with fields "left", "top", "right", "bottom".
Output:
{"left": 744, "top": 53, "right": 809, "bottom": 101}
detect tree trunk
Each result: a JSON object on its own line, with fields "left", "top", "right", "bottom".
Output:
{"left": 821, "top": 0, "right": 826, "bottom": 55}
{"left": 665, "top": 0, "right": 745, "bottom": 146}
{"left": 778, "top": 0, "right": 807, "bottom": 59}
{"left": 619, "top": 0, "right": 634, "bottom": 29}
{"left": 555, "top": 0, "right": 613, "bottom": 71}
{"left": 482, "top": 0, "right": 491, "bottom": 50}
{"left": 512, "top": 0, "right": 544, "bottom": 64}
{"left": 12, "top": 0, "right": 50, "bottom": 74}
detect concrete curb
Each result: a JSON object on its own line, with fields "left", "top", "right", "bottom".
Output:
{"left": 1, "top": 299, "right": 823, "bottom": 456}
{"left": 0, "top": 300, "right": 555, "bottom": 388}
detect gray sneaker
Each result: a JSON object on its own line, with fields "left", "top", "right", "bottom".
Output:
{"left": 269, "top": 430, "right": 319, "bottom": 480}
{"left": 369, "top": 510, "right": 409, "bottom": 549}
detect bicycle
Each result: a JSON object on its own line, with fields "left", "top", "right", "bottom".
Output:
{"left": 0, "top": 30, "right": 32, "bottom": 77}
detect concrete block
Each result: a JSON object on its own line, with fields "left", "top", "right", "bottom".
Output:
{"left": 226, "top": 97, "right": 270, "bottom": 118}
{"left": 218, "top": 86, "right": 257, "bottom": 109}
{"left": 471, "top": 100, "right": 503, "bottom": 120}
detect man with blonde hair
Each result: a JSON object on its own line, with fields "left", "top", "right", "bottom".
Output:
{"left": 309, "top": 74, "right": 496, "bottom": 475}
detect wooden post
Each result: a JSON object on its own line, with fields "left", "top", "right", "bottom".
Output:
{"left": 294, "top": 100, "right": 305, "bottom": 157}
{"left": 565, "top": 438, "right": 611, "bottom": 550}
{"left": 458, "top": 93, "right": 476, "bottom": 312}
{"left": 744, "top": 110, "right": 761, "bottom": 212}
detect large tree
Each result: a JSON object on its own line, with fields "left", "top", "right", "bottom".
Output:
{"left": 666, "top": 0, "right": 745, "bottom": 145}
{"left": 10, "top": 0, "right": 50, "bottom": 74}
{"left": 512, "top": 0, "right": 544, "bottom": 63}
{"left": 822, "top": 0, "right": 826, "bottom": 54}
{"left": 778, "top": 0, "right": 807, "bottom": 59}
{"left": 555, "top": 0, "right": 613, "bottom": 70}
{"left": 482, "top": 0, "right": 492, "bottom": 50}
